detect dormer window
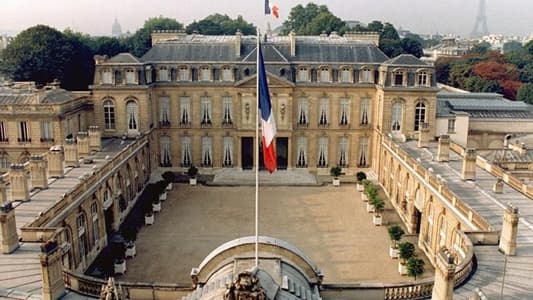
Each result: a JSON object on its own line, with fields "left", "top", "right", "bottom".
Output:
{"left": 102, "top": 69, "right": 112, "bottom": 84}
{"left": 319, "top": 67, "right": 330, "bottom": 82}
{"left": 158, "top": 66, "right": 169, "bottom": 81}
{"left": 221, "top": 66, "right": 233, "bottom": 82}
{"left": 297, "top": 67, "right": 309, "bottom": 82}
{"left": 125, "top": 69, "right": 136, "bottom": 84}
{"left": 340, "top": 67, "right": 352, "bottom": 83}
{"left": 360, "top": 67, "right": 372, "bottom": 83}
{"left": 178, "top": 66, "right": 190, "bottom": 81}
{"left": 417, "top": 71, "right": 429, "bottom": 86}
{"left": 199, "top": 66, "right": 211, "bottom": 81}
{"left": 393, "top": 70, "right": 405, "bottom": 86}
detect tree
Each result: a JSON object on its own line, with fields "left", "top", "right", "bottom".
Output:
{"left": 0, "top": 25, "right": 73, "bottom": 87}
{"left": 499, "top": 80, "right": 522, "bottom": 100}
{"left": 407, "top": 257, "right": 425, "bottom": 280}
{"left": 435, "top": 57, "right": 457, "bottom": 83}
{"left": 281, "top": 3, "right": 347, "bottom": 35}
{"left": 186, "top": 14, "right": 256, "bottom": 35}
{"left": 464, "top": 76, "right": 503, "bottom": 94}
{"left": 126, "top": 16, "right": 184, "bottom": 57}
{"left": 525, "top": 40, "right": 533, "bottom": 55}
{"left": 62, "top": 29, "right": 95, "bottom": 90}
{"left": 470, "top": 41, "right": 491, "bottom": 55}
{"left": 401, "top": 37, "right": 423, "bottom": 58}
{"left": 448, "top": 61, "right": 475, "bottom": 87}
{"left": 503, "top": 41, "right": 523, "bottom": 53}
{"left": 517, "top": 83, "right": 533, "bottom": 104}
{"left": 520, "top": 63, "right": 533, "bottom": 83}
{"left": 91, "top": 36, "right": 129, "bottom": 57}
{"left": 472, "top": 61, "right": 519, "bottom": 81}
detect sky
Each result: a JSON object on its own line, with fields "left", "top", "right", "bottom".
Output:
{"left": 1, "top": 0, "right": 532, "bottom": 38}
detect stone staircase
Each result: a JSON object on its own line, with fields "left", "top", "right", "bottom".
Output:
{"left": 210, "top": 169, "right": 320, "bottom": 186}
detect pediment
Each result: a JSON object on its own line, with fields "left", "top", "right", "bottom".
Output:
{"left": 235, "top": 72, "right": 295, "bottom": 88}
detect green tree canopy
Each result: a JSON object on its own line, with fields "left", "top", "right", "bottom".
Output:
{"left": 470, "top": 41, "right": 491, "bottom": 55}
{"left": 62, "top": 29, "right": 95, "bottom": 90}
{"left": 503, "top": 41, "right": 523, "bottom": 53}
{"left": 126, "top": 16, "right": 184, "bottom": 57}
{"left": 400, "top": 37, "right": 424, "bottom": 58}
{"left": 464, "top": 76, "right": 503, "bottom": 94}
{"left": 281, "top": 3, "right": 347, "bottom": 35}
{"left": 0, "top": 25, "right": 73, "bottom": 86}
{"left": 520, "top": 63, "right": 533, "bottom": 83}
{"left": 517, "top": 83, "right": 533, "bottom": 104}
{"left": 186, "top": 14, "right": 256, "bottom": 35}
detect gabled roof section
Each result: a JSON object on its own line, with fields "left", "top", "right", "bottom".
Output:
{"left": 383, "top": 54, "right": 428, "bottom": 66}
{"left": 142, "top": 43, "right": 238, "bottom": 62}
{"left": 243, "top": 44, "right": 289, "bottom": 63}
{"left": 235, "top": 72, "right": 295, "bottom": 88}
{"left": 107, "top": 53, "right": 142, "bottom": 64}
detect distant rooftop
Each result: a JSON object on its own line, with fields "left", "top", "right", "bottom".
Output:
{"left": 437, "top": 92, "right": 533, "bottom": 119}
{"left": 0, "top": 83, "right": 88, "bottom": 105}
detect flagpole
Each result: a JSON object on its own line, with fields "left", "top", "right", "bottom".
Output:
{"left": 255, "top": 31, "right": 260, "bottom": 268}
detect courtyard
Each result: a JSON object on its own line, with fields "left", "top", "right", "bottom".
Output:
{"left": 121, "top": 183, "right": 434, "bottom": 284}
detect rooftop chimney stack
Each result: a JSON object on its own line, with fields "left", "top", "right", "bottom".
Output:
{"left": 77, "top": 132, "right": 90, "bottom": 157}
{"left": 88, "top": 126, "right": 102, "bottom": 152}
{"left": 289, "top": 31, "right": 296, "bottom": 57}
{"left": 30, "top": 155, "right": 48, "bottom": 190}
{"left": 235, "top": 30, "right": 242, "bottom": 57}
{"left": 48, "top": 146, "right": 64, "bottom": 178}
{"left": 461, "top": 148, "right": 477, "bottom": 180}
{"left": 64, "top": 138, "right": 79, "bottom": 168}
{"left": 9, "top": 164, "right": 29, "bottom": 202}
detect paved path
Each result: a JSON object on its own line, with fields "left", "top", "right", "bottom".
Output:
{"left": 401, "top": 141, "right": 533, "bottom": 299}
{"left": 212, "top": 169, "right": 319, "bottom": 185}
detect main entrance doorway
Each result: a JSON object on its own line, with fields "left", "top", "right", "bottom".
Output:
{"left": 276, "top": 137, "right": 288, "bottom": 170}
{"left": 241, "top": 137, "right": 253, "bottom": 170}
{"left": 242, "top": 137, "right": 289, "bottom": 170}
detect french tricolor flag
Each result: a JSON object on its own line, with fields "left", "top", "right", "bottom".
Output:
{"left": 258, "top": 44, "right": 277, "bottom": 173}
{"left": 265, "top": 0, "right": 279, "bottom": 18}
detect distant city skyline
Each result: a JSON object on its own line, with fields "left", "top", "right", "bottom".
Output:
{"left": 1, "top": 0, "right": 532, "bottom": 38}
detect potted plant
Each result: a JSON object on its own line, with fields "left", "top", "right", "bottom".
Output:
{"left": 152, "top": 198, "right": 161, "bottom": 212}
{"left": 366, "top": 191, "right": 376, "bottom": 213}
{"left": 407, "top": 257, "right": 425, "bottom": 280}
{"left": 159, "top": 191, "right": 167, "bottom": 202}
{"left": 330, "top": 166, "right": 342, "bottom": 186}
{"left": 371, "top": 197, "right": 385, "bottom": 226}
{"left": 162, "top": 171, "right": 174, "bottom": 191}
{"left": 122, "top": 227, "right": 137, "bottom": 258}
{"left": 362, "top": 180, "right": 376, "bottom": 202}
{"left": 188, "top": 165, "right": 198, "bottom": 185}
{"left": 356, "top": 172, "right": 367, "bottom": 191}
{"left": 388, "top": 225, "right": 405, "bottom": 258}
{"left": 111, "top": 243, "right": 126, "bottom": 275}
{"left": 398, "top": 241, "right": 415, "bottom": 275}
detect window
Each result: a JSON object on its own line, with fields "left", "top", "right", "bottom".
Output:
{"left": 160, "top": 136, "right": 171, "bottom": 167}
{"left": 360, "top": 98, "right": 370, "bottom": 125}
{"left": 102, "top": 69, "right": 112, "bottom": 84}
{"left": 223, "top": 137, "right": 233, "bottom": 167}
{"left": 394, "top": 71, "right": 404, "bottom": 86}
{"left": 439, "top": 219, "right": 447, "bottom": 247}
{"left": 358, "top": 137, "right": 369, "bottom": 167}
{"left": 41, "top": 121, "right": 53, "bottom": 141}
{"left": 201, "top": 96, "right": 212, "bottom": 125}
{"left": 414, "top": 102, "right": 426, "bottom": 131}
{"left": 0, "top": 154, "right": 9, "bottom": 169}
{"left": 296, "top": 136, "right": 307, "bottom": 168}
{"left": 159, "top": 97, "right": 170, "bottom": 126}
{"left": 319, "top": 67, "right": 330, "bottom": 82}
{"left": 180, "top": 97, "right": 191, "bottom": 125}
{"left": 115, "top": 70, "right": 122, "bottom": 85}
{"left": 391, "top": 102, "right": 402, "bottom": 132}
{"left": 201, "top": 136, "right": 213, "bottom": 167}
{"left": 297, "top": 98, "right": 309, "bottom": 126}
{"left": 338, "top": 137, "right": 349, "bottom": 167}
{"left": 178, "top": 66, "right": 190, "bottom": 81}
{"left": 297, "top": 67, "right": 309, "bottom": 82}
{"left": 126, "top": 101, "right": 139, "bottom": 131}
{"left": 222, "top": 96, "right": 233, "bottom": 124}
{"left": 77, "top": 214, "right": 88, "bottom": 258}
{"left": 340, "top": 67, "right": 351, "bottom": 83}
{"left": 158, "top": 66, "right": 169, "bottom": 81}
{"left": 317, "top": 137, "right": 328, "bottom": 168}
{"left": 125, "top": 69, "right": 136, "bottom": 84}
{"left": 0, "top": 121, "right": 7, "bottom": 142}
{"left": 103, "top": 100, "right": 115, "bottom": 130}
{"left": 426, "top": 204, "right": 434, "bottom": 243}
{"left": 339, "top": 98, "right": 351, "bottom": 126}
{"left": 91, "top": 202, "right": 99, "bottom": 244}
{"left": 447, "top": 119, "right": 456, "bottom": 133}
{"left": 199, "top": 66, "right": 211, "bottom": 81}
{"left": 318, "top": 98, "right": 329, "bottom": 126}
{"left": 221, "top": 66, "right": 233, "bottom": 81}
{"left": 361, "top": 68, "right": 372, "bottom": 82}
{"left": 181, "top": 136, "right": 192, "bottom": 167}
{"left": 18, "top": 121, "right": 29, "bottom": 142}
{"left": 418, "top": 71, "right": 429, "bottom": 86}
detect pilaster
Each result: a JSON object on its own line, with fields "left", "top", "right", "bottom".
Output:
{"left": 431, "top": 247, "right": 456, "bottom": 300}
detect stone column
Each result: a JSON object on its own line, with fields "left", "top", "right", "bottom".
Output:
{"left": 64, "top": 138, "right": 79, "bottom": 168}
{"left": 40, "top": 240, "right": 66, "bottom": 300}
{"left": 0, "top": 177, "right": 7, "bottom": 205}
{"left": 30, "top": 155, "right": 48, "bottom": 190}
{"left": 77, "top": 132, "right": 90, "bottom": 158}
{"left": 493, "top": 178, "right": 504, "bottom": 194}
{"left": 0, "top": 202, "right": 19, "bottom": 254}
{"left": 461, "top": 148, "right": 476, "bottom": 181}
{"left": 88, "top": 126, "right": 102, "bottom": 152}
{"left": 417, "top": 123, "right": 430, "bottom": 148}
{"left": 499, "top": 203, "right": 519, "bottom": 256}
{"left": 431, "top": 247, "right": 456, "bottom": 300}
{"left": 10, "top": 164, "right": 29, "bottom": 202}
{"left": 48, "top": 146, "right": 65, "bottom": 178}
{"left": 437, "top": 135, "right": 450, "bottom": 162}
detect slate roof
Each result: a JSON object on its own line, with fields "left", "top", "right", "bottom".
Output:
{"left": 0, "top": 88, "right": 80, "bottom": 105}
{"left": 107, "top": 53, "right": 142, "bottom": 64}
{"left": 383, "top": 54, "right": 429, "bottom": 66}
{"left": 141, "top": 35, "right": 389, "bottom": 64}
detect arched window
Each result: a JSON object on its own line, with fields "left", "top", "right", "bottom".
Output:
{"left": 393, "top": 70, "right": 405, "bottom": 86}
{"left": 391, "top": 102, "right": 402, "bottom": 132}
{"left": 0, "top": 151, "right": 9, "bottom": 169}
{"left": 360, "top": 67, "right": 372, "bottom": 82}
{"left": 125, "top": 69, "right": 136, "bottom": 84}
{"left": 340, "top": 67, "right": 352, "bottom": 83}
{"left": 199, "top": 66, "right": 211, "bottom": 81}
{"left": 220, "top": 66, "right": 233, "bottom": 81}
{"left": 102, "top": 69, "right": 112, "bottom": 84}
{"left": 178, "top": 66, "right": 190, "bottom": 81}
{"left": 77, "top": 213, "right": 88, "bottom": 260}
{"left": 319, "top": 66, "right": 330, "bottom": 82}
{"left": 414, "top": 102, "right": 426, "bottom": 131}
{"left": 103, "top": 99, "right": 115, "bottom": 130}
{"left": 158, "top": 66, "right": 169, "bottom": 81}
{"left": 417, "top": 71, "right": 429, "bottom": 86}
{"left": 297, "top": 67, "right": 309, "bottom": 82}
{"left": 126, "top": 100, "right": 139, "bottom": 132}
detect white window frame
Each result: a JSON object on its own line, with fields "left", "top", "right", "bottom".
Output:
{"left": 319, "top": 67, "right": 330, "bottom": 82}
{"left": 178, "top": 66, "right": 190, "bottom": 81}
{"left": 91, "top": 202, "right": 99, "bottom": 244}
{"left": 103, "top": 99, "right": 115, "bottom": 130}
{"left": 126, "top": 100, "right": 139, "bottom": 131}
{"left": 339, "top": 98, "right": 351, "bottom": 126}
{"left": 338, "top": 137, "right": 349, "bottom": 167}
{"left": 181, "top": 136, "right": 192, "bottom": 167}
{"left": 297, "top": 98, "right": 309, "bottom": 126}
{"left": 199, "top": 66, "right": 211, "bottom": 81}
{"left": 222, "top": 96, "right": 233, "bottom": 124}
{"left": 361, "top": 68, "right": 372, "bottom": 83}
{"left": 447, "top": 119, "right": 456, "bottom": 133}
{"left": 0, "top": 155, "right": 9, "bottom": 169}
{"left": 102, "top": 69, "right": 112, "bottom": 84}
{"left": 0, "top": 121, "right": 8, "bottom": 142}
{"left": 159, "top": 97, "right": 170, "bottom": 125}
{"left": 221, "top": 66, "right": 233, "bottom": 82}
{"left": 359, "top": 136, "right": 369, "bottom": 167}
{"left": 201, "top": 136, "right": 213, "bottom": 167}
{"left": 317, "top": 137, "right": 328, "bottom": 168}
{"left": 41, "top": 121, "right": 53, "bottom": 141}
{"left": 201, "top": 96, "right": 212, "bottom": 125}
{"left": 158, "top": 66, "right": 169, "bottom": 81}
{"left": 125, "top": 69, "right": 136, "bottom": 84}
{"left": 318, "top": 98, "right": 329, "bottom": 126}
{"left": 340, "top": 67, "right": 351, "bottom": 83}
{"left": 18, "top": 121, "right": 29, "bottom": 142}
{"left": 296, "top": 136, "right": 308, "bottom": 168}
{"left": 223, "top": 136, "right": 233, "bottom": 167}
{"left": 393, "top": 70, "right": 405, "bottom": 86}
{"left": 160, "top": 136, "right": 171, "bottom": 166}
{"left": 391, "top": 102, "right": 402, "bottom": 132}
{"left": 297, "top": 67, "right": 309, "bottom": 82}
{"left": 414, "top": 102, "right": 426, "bottom": 131}
{"left": 180, "top": 97, "right": 191, "bottom": 125}
{"left": 360, "top": 98, "right": 370, "bottom": 125}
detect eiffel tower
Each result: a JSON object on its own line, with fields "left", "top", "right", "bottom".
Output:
{"left": 471, "top": 0, "right": 489, "bottom": 38}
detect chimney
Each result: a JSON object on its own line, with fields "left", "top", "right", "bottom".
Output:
{"left": 289, "top": 31, "right": 296, "bottom": 57}
{"left": 0, "top": 177, "right": 7, "bottom": 205}
{"left": 9, "top": 164, "right": 29, "bottom": 202}
{"left": 48, "top": 146, "right": 65, "bottom": 178}
{"left": 499, "top": 203, "right": 519, "bottom": 256}
{"left": 0, "top": 200, "right": 19, "bottom": 254}
{"left": 40, "top": 240, "right": 66, "bottom": 299}
{"left": 77, "top": 132, "right": 90, "bottom": 157}
{"left": 88, "top": 126, "right": 102, "bottom": 152}
{"left": 64, "top": 138, "right": 79, "bottom": 168}
{"left": 437, "top": 135, "right": 450, "bottom": 162}
{"left": 30, "top": 155, "right": 48, "bottom": 190}
{"left": 461, "top": 148, "right": 476, "bottom": 180}
{"left": 417, "top": 123, "right": 430, "bottom": 148}
{"left": 431, "top": 247, "right": 456, "bottom": 300}
{"left": 235, "top": 30, "right": 242, "bottom": 57}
